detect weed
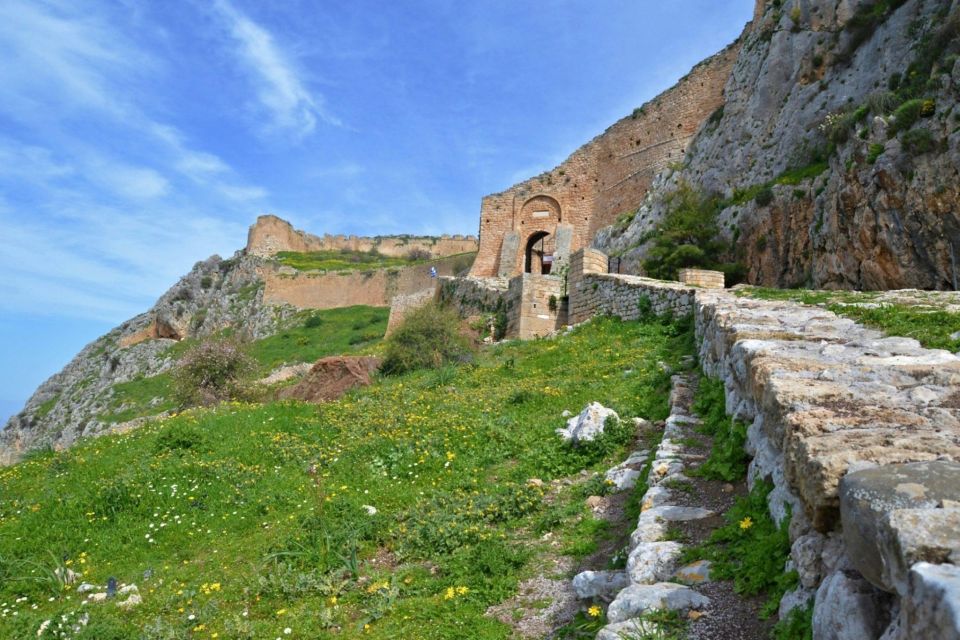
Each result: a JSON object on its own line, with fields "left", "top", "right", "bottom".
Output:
{"left": 690, "top": 377, "right": 749, "bottom": 482}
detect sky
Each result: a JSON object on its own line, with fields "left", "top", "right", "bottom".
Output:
{"left": 0, "top": 0, "right": 752, "bottom": 423}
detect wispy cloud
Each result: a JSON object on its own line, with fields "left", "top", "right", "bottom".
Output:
{"left": 213, "top": 0, "right": 338, "bottom": 137}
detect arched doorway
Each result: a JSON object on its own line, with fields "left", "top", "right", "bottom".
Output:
{"left": 525, "top": 231, "right": 554, "bottom": 275}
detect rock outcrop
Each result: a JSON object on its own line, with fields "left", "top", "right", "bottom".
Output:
{"left": 278, "top": 356, "right": 381, "bottom": 403}
{"left": 597, "top": 0, "right": 960, "bottom": 290}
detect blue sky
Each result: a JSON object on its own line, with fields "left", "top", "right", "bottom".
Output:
{"left": 0, "top": 0, "right": 752, "bottom": 423}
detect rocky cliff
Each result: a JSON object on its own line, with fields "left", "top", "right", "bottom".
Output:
{"left": 597, "top": 0, "right": 960, "bottom": 290}
{"left": 0, "top": 251, "right": 288, "bottom": 463}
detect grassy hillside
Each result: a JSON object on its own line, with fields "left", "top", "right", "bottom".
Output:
{"left": 0, "top": 316, "right": 691, "bottom": 639}
{"left": 98, "top": 306, "right": 389, "bottom": 425}
{"left": 275, "top": 250, "right": 476, "bottom": 274}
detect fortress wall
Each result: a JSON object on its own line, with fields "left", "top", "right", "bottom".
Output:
{"left": 247, "top": 215, "right": 478, "bottom": 259}
{"left": 470, "top": 40, "right": 741, "bottom": 278}
{"left": 261, "top": 253, "right": 469, "bottom": 310}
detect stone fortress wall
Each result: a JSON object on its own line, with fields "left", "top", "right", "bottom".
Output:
{"left": 261, "top": 252, "right": 469, "bottom": 311}
{"left": 469, "top": 39, "right": 742, "bottom": 279}
{"left": 247, "top": 214, "right": 478, "bottom": 259}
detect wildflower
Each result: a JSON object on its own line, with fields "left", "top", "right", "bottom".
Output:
{"left": 275, "top": 608, "right": 287, "bottom": 616}
{"left": 443, "top": 587, "right": 455, "bottom": 600}
{"left": 587, "top": 605, "right": 602, "bottom": 618}
{"left": 739, "top": 516, "right": 753, "bottom": 530}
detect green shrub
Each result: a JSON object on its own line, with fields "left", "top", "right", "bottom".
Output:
{"left": 691, "top": 377, "right": 749, "bottom": 482}
{"left": 303, "top": 314, "right": 323, "bottom": 329}
{"left": 154, "top": 422, "right": 208, "bottom": 454}
{"left": 773, "top": 604, "right": 814, "bottom": 640}
{"left": 199, "top": 275, "right": 213, "bottom": 289}
{"left": 641, "top": 182, "right": 736, "bottom": 281}
{"left": 754, "top": 186, "right": 774, "bottom": 207}
{"left": 172, "top": 337, "right": 256, "bottom": 407}
{"left": 380, "top": 303, "right": 472, "bottom": 375}
{"left": 890, "top": 98, "right": 929, "bottom": 133}
{"left": 867, "top": 142, "right": 886, "bottom": 164}
{"left": 902, "top": 127, "right": 936, "bottom": 154}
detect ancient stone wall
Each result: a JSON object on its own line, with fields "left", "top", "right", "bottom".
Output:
{"left": 678, "top": 268, "right": 725, "bottom": 289}
{"left": 385, "top": 287, "right": 438, "bottom": 335}
{"left": 470, "top": 39, "right": 742, "bottom": 278}
{"left": 437, "top": 276, "right": 511, "bottom": 320}
{"left": 261, "top": 253, "right": 466, "bottom": 310}
{"left": 505, "top": 274, "right": 567, "bottom": 339}
{"left": 247, "top": 215, "right": 478, "bottom": 259}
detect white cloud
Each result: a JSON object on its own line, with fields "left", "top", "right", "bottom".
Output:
{"left": 213, "top": 0, "right": 338, "bottom": 137}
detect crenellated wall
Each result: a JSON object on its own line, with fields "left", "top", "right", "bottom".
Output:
{"left": 247, "top": 215, "right": 478, "bottom": 259}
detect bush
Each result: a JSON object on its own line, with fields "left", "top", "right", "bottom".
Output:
{"left": 902, "top": 127, "right": 936, "bottom": 154}
{"left": 866, "top": 142, "right": 886, "bottom": 164}
{"left": 380, "top": 303, "right": 472, "bottom": 375}
{"left": 641, "top": 182, "right": 734, "bottom": 280}
{"left": 303, "top": 314, "right": 323, "bottom": 329}
{"left": 754, "top": 186, "right": 774, "bottom": 207}
{"left": 405, "top": 247, "right": 432, "bottom": 262}
{"left": 890, "top": 98, "right": 929, "bottom": 133}
{"left": 172, "top": 337, "right": 256, "bottom": 407}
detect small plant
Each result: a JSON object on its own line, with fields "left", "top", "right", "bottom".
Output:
{"left": 691, "top": 377, "right": 749, "bottom": 482}
{"left": 890, "top": 98, "right": 930, "bottom": 133}
{"left": 199, "top": 275, "right": 213, "bottom": 289}
{"left": 754, "top": 186, "right": 774, "bottom": 207}
{"left": 303, "top": 314, "right": 324, "bottom": 329}
{"left": 866, "top": 142, "right": 886, "bottom": 164}
{"left": 405, "top": 247, "right": 432, "bottom": 262}
{"left": 548, "top": 294, "right": 558, "bottom": 312}
{"left": 380, "top": 302, "right": 472, "bottom": 375}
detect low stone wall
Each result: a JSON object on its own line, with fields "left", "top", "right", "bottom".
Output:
{"left": 694, "top": 291, "right": 960, "bottom": 638}
{"left": 569, "top": 273, "right": 696, "bottom": 324}
{"left": 437, "top": 275, "right": 510, "bottom": 319}
{"left": 679, "top": 268, "right": 724, "bottom": 289}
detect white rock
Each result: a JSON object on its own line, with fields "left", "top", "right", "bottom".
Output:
{"left": 556, "top": 402, "right": 619, "bottom": 443}
{"left": 892, "top": 562, "right": 960, "bottom": 640}
{"left": 674, "top": 560, "right": 712, "bottom": 585}
{"left": 627, "top": 541, "right": 682, "bottom": 585}
{"left": 76, "top": 583, "right": 98, "bottom": 594}
{"left": 571, "top": 570, "right": 630, "bottom": 599}
{"left": 607, "top": 582, "right": 710, "bottom": 623}
{"left": 117, "top": 593, "right": 142, "bottom": 609}
{"left": 597, "top": 619, "right": 663, "bottom": 640}
{"left": 779, "top": 586, "right": 815, "bottom": 619}
{"left": 639, "top": 505, "right": 714, "bottom": 522}
{"left": 812, "top": 569, "right": 894, "bottom": 640}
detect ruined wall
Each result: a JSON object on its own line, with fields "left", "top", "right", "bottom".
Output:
{"left": 385, "top": 287, "right": 438, "bottom": 335}
{"left": 261, "top": 254, "right": 466, "bottom": 310}
{"left": 470, "top": 39, "right": 742, "bottom": 278}
{"left": 505, "top": 274, "right": 567, "bottom": 339}
{"left": 247, "top": 215, "right": 478, "bottom": 259}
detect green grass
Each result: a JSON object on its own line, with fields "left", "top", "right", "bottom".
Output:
{"left": 98, "top": 306, "right": 390, "bottom": 425}
{"left": 0, "top": 315, "right": 691, "bottom": 639}
{"left": 690, "top": 377, "right": 748, "bottom": 483}
{"left": 681, "top": 480, "right": 797, "bottom": 619}
{"left": 249, "top": 306, "right": 388, "bottom": 372}
{"left": 738, "top": 287, "right": 960, "bottom": 351}
{"left": 275, "top": 250, "right": 476, "bottom": 273}
{"left": 34, "top": 396, "right": 60, "bottom": 420}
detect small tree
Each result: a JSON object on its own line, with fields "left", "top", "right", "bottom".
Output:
{"left": 172, "top": 337, "right": 256, "bottom": 407}
{"left": 381, "top": 303, "right": 472, "bottom": 375}
{"left": 642, "top": 182, "right": 727, "bottom": 280}
{"left": 405, "top": 247, "right": 433, "bottom": 262}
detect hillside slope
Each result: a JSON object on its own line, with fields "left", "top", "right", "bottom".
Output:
{"left": 597, "top": 0, "right": 960, "bottom": 290}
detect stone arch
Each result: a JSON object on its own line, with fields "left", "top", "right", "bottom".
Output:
{"left": 524, "top": 231, "right": 555, "bottom": 274}
{"left": 518, "top": 194, "right": 562, "bottom": 229}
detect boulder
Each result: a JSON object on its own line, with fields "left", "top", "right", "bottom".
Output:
{"left": 571, "top": 570, "right": 630, "bottom": 599}
{"left": 597, "top": 619, "right": 663, "bottom": 640}
{"left": 839, "top": 461, "right": 960, "bottom": 593}
{"left": 627, "top": 541, "right": 683, "bottom": 585}
{"left": 673, "top": 560, "right": 712, "bottom": 585}
{"left": 556, "top": 402, "right": 619, "bottom": 443}
{"left": 606, "top": 582, "right": 709, "bottom": 623}
{"left": 812, "top": 569, "right": 894, "bottom": 640}
{"left": 279, "top": 356, "right": 381, "bottom": 403}
{"left": 893, "top": 562, "right": 960, "bottom": 640}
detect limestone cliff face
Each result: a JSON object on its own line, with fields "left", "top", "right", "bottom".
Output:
{"left": 597, "top": 0, "right": 960, "bottom": 290}
{"left": 0, "top": 253, "right": 288, "bottom": 463}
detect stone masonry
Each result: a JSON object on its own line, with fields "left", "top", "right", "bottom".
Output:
{"left": 247, "top": 214, "right": 478, "bottom": 259}
{"left": 469, "top": 39, "right": 742, "bottom": 279}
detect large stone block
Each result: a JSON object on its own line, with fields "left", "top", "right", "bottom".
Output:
{"left": 839, "top": 461, "right": 960, "bottom": 593}
{"left": 895, "top": 562, "right": 960, "bottom": 640}
{"left": 812, "top": 569, "right": 894, "bottom": 640}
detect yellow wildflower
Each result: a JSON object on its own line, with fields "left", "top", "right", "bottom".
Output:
{"left": 739, "top": 516, "right": 753, "bottom": 530}
{"left": 588, "top": 605, "right": 602, "bottom": 617}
